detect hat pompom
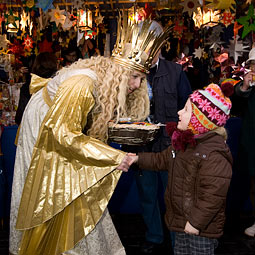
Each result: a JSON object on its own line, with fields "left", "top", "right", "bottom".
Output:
{"left": 166, "top": 122, "right": 177, "bottom": 137}
{"left": 221, "top": 82, "right": 234, "bottom": 97}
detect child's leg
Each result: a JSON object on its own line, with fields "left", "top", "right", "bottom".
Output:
{"left": 189, "top": 235, "right": 218, "bottom": 255}
{"left": 174, "top": 232, "right": 190, "bottom": 255}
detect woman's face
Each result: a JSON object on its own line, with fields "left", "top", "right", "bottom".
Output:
{"left": 177, "top": 98, "right": 192, "bottom": 131}
{"left": 127, "top": 70, "right": 146, "bottom": 94}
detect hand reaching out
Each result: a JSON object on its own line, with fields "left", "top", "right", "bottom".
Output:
{"left": 117, "top": 153, "right": 138, "bottom": 172}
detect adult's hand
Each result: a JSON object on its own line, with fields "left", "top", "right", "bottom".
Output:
{"left": 117, "top": 153, "right": 138, "bottom": 172}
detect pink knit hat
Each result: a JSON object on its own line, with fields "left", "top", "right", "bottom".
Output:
{"left": 188, "top": 82, "right": 233, "bottom": 135}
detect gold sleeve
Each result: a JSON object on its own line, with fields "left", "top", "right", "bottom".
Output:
{"left": 16, "top": 74, "right": 125, "bottom": 255}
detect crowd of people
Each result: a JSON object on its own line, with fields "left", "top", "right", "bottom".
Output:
{"left": 4, "top": 14, "right": 255, "bottom": 255}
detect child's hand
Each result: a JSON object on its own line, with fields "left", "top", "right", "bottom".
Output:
{"left": 184, "top": 221, "right": 199, "bottom": 235}
{"left": 117, "top": 153, "right": 138, "bottom": 172}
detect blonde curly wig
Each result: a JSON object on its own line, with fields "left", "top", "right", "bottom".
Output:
{"left": 57, "top": 56, "right": 150, "bottom": 142}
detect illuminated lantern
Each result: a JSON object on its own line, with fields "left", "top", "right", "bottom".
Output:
{"left": 78, "top": 9, "right": 92, "bottom": 31}
{"left": 193, "top": 7, "right": 221, "bottom": 28}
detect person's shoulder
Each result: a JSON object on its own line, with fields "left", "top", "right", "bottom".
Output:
{"left": 159, "top": 58, "right": 182, "bottom": 72}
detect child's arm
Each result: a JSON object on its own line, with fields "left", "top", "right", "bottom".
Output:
{"left": 187, "top": 152, "right": 232, "bottom": 231}
{"left": 137, "top": 146, "right": 172, "bottom": 171}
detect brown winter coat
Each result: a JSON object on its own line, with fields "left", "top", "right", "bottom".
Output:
{"left": 138, "top": 131, "right": 233, "bottom": 238}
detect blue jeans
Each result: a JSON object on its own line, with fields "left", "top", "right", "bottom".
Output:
{"left": 134, "top": 169, "right": 168, "bottom": 244}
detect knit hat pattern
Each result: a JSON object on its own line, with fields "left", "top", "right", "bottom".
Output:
{"left": 188, "top": 83, "right": 232, "bottom": 135}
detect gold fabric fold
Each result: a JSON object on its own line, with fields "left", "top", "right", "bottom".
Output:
{"left": 16, "top": 75, "right": 125, "bottom": 254}
{"left": 29, "top": 73, "right": 51, "bottom": 95}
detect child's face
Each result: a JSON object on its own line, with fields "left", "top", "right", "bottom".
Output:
{"left": 177, "top": 98, "right": 192, "bottom": 131}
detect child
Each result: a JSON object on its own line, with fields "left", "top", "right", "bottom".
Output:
{"left": 127, "top": 83, "right": 233, "bottom": 254}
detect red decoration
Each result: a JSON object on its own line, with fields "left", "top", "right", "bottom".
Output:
{"left": 38, "top": 38, "right": 53, "bottom": 53}
{"left": 23, "top": 34, "right": 34, "bottom": 51}
{"left": 8, "top": 39, "right": 25, "bottom": 57}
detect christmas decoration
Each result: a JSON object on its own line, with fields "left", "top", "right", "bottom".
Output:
{"left": 237, "top": 4, "right": 255, "bottom": 39}
{"left": 227, "top": 35, "right": 249, "bottom": 64}
{"left": 20, "top": 10, "right": 29, "bottom": 31}
{"left": 23, "top": 34, "right": 34, "bottom": 51}
{"left": 8, "top": 39, "right": 25, "bottom": 57}
{"left": 179, "top": 0, "right": 201, "bottom": 17}
{"left": 38, "top": 38, "right": 53, "bottom": 53}
{"left": 4, "top": 9, "right": 20, "bottom": 29}
{"left": 206, "top": 0, "right": 236, "bottom": 12}
{"left": 233, "top": 21, "right": 243, "bottom": 39}
{"left": 0, "top": 34, "right": 10, "bottom": 50}
{"left": 62, "top": 12, "right": 74, "bottom": 31}
{"left": 193, "top": 46, "right": 205, "bottom": 59}
{"left": 221, "top": 10, "right": 235, "bottom": 27}
{"left": 176, "top": 53, "right": 193, "bottom": 71}
{"left": 48, "top": 6, "right": 66, "bottom": 27}
{"left": 73, "top": 0, "right": 84, "bottom": 10}
{"left": 95, "top": 14, "right": 104, "bottom": 26}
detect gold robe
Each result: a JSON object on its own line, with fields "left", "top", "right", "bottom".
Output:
{"left": 14, "top": 74, "right": 125, "bottom": 254}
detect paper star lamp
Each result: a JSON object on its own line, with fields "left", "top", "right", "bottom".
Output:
{"left": 23, "top": 34, "right": 34, "bottom": 51}
{"left": 62, "top": 12, "right": 74, "bottom": 31}
{"left": 48, "top": 6, "right": 66, "bottom": 27}
{"left": 193, "top": 46, "right": 205, "bottom": 59}
{"left": 237, "top": 4, "right": 255, "bottom": 39}
{"left": 206, "top": 0, "right": 236, "bottom": 12}
{"left": 73, "top": 0, "right": 84, "bottom": 10}
{"left": 0, "top": 34, "right": 10, "bottom": 50}
{"left": 95, "top": 14, "right": 104, "bottom": 25}
{"left": 20, "top": 10, "right": 29, "bottom": 31}
{"left": 221, "top": 10, "right": 235, "bottom": 27}
{"left": 38, "top": 38, "right": 53, "bottom": 53}
{"left": 227, "top": 35, "right": 249, "bottom": 64}
{"left": 36, "top": 0, "right": 54, "bottom": 12}
{"left": 179, "top": 0, "right": 201, "bottom": 17}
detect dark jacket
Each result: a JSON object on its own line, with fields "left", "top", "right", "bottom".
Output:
{"left": 138, "top": 132, "right": 233, "bottom": 238}
{"left": 126, "top": 59, "right": 191, "bottom": 153}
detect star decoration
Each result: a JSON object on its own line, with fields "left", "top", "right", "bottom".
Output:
{"left": 0, "top": 34, "right": 10, "bottom": 50}
{"left": 8, "top": 39, "right": 25, "bottom": 57}
{"left": 221, "top": 10, "right": 235, "bottom": 27}
{"left": 95, "top": 14, "right": 104, "bottom": 26}
{"left": 48, "top": 6, "right": 66, "bottom": 27}
{"left": 237, "top": 4, "right": 255, "bottom": 39}
{"left": 38, "top": 38, "right": 53, "bottom": 53}
{"left": 36, "top": 0, "right": 54, "bottom": 12}
{"left": 173, "top": 19, "right": 187, "bottom": 39}
{"left": 193, "top": 47, "right": 205, "bottom": 59}
{"left": 23, "top": 34, "right": 34, "bottom": 51}
{"left": 233, "top": 21, "right": 243, "bottom": 39}
{"left": 206, "top": 0, "right": 236, "bottom": 12}
{"left": 20, "top": 10, "right": 29, "bottom": 31}
{"left": 246, "top": 0, "right": 252, "bottom": 4}
{"left": 73, "top": 0, "right": 84, "bottom": 10}
{"left": 227, "top": 35, "right": 249, "bottom": 64}
{"left": 175, "top": 53, "right": 193, "bottom": 71}
{"left": 4, "top": 9, "right": 20, "bottom": 28}
{"left": 179, "top": 0, "right": 201, "bottom": 17}
{"left": 62, "top": 12, "right": 74, "bottom": 31}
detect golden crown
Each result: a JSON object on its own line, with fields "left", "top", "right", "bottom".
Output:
{"left": 111, "top": 12, "right": 173, "bottom": 74}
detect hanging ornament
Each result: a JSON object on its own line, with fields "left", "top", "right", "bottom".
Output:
{"left": 8, "top": 39, "right": 25, "bottom": 57}
{"left": 206, "top": 0, "right": 236, "bottom": 12}
{"left": 95, "top": 13, "right": 104, "bottom": 26}
{"left": 4, "top": 9, "right": 20, "bottom": 29}
{"left": 226, "top": 35, "right": 249, "bottom": 64}
{"left": 237, "top": 4, "right": 255, "bottom": 39}
{"left": 73, "top": 0, "right": 84, "bottom": 10}
{"left": 20, "top": 10, "right": 29, "bottom": 31}
{"left": 23, "top": 34, "right": 34, "bottom": 51}
{"left": 193, "top": 46, "right": 205, "bottom": 59}
{"left": 193, "top": 7, "right": 221, "bottom": 28}
{"left": 221, "top": 10, "right": 235, "bottom": 27}
{"left": 62, "top": 12, "right": 74, "bottom": 31}
{"left": 0, "top": 34, "right": 10, "bottom": 50}
{"left": 173, "top": 19, "right": 187, "bottom": 39}
{"left": 179, "top": 0, "right": 201, "bottom": 17}
{"left": 38, "top": 38, "right": 53, "bottom": 53}
{"left": 36, "top": 0, "right": 54, "bottom": 12}
{"left": 176, "top": 53, "right": 193, "bottom": 71}
{"left": 233, "top": 21, "right": 243, "bottom": 39}
{"left": 48, "top": 6, "right": 66, "bottom": 27}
